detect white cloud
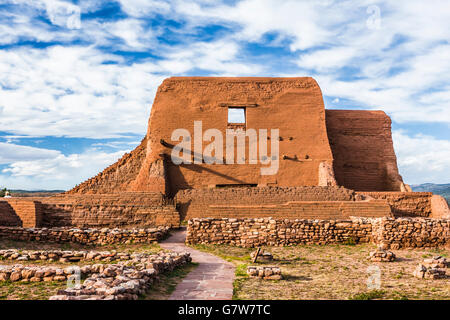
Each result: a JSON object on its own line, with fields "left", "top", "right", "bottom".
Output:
{"left": 116, "top": 0, "right": 171, "bottom": 17}
{"left": 393, "top": 131, "right": 450, "bottom": 184}
{"left": 0, "top": 142, "right": 60, "bottom": 164}
{"left": 1, "top": 147, "right": 128, "bottom": 190}
{"left": 0, "top": 46, "right": 164, "bottom": 138}
{"left": 159, "top": 39, "right": 262, "bottom": 75}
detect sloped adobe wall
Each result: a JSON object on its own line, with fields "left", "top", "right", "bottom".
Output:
{"left": 68, "top": 137, "right": 148, "bottom": 194}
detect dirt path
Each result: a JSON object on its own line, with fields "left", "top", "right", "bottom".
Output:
{"left": 160, "top": 227, "right": 235, "bottom": 300}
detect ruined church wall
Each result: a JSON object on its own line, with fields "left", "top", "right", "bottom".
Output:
{"left": 138, "top": 77, "right": 335, "bottom": 195}
{"left": 326, "top": 110, "right": 403, "bottom": 191}
{"left": 68, "top": 137, "right": 148, "bottom": 194}
{"left": 187, "top": 217, "right": 450, "bottom": 249}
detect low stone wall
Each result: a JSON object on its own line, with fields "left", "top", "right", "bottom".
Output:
{"left": 0, "top": 249, "right": 159, "bottom": 263}
{"left": 372, "top": 218, "right": 450, "bottom": 249}
{"left": 50, "top": 252, "right": 191, "bottom": 300}
{"left": 186, "top": 217, "right": 450, "bottom": 249}
{"left": 0, "top": 226, "right": 170, "bottom": 245}
{"left": 0, "top": 251, "right": 191, "bottom": 298}
{"left": 186, "top": 218, "right": 373, "bottom": 247}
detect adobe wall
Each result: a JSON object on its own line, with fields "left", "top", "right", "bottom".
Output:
{"left": 187, "top": 217, "right": 450, "bottom": 249}
{"left": 189, "top": 200, "right": 391, "bottom": 220}
{"left": 68, "top": 138, "right": 148, "bottom": 194}
{"left": 0, "top": 199, "right": 43, "bottom": 228}
{"left": 67, "top": 78, "right": 407, "bottom": 197}
{"left": 176, "top": 186, "right": 356, "bottom": 220}
{"left": 0, "top": 193, "right": 180, "bottom": 229}
{"left": 127, "top": 77, "right": 335, "bottom": 195}
{"left": 325, "top": 110, "right": 404, "bottom": 191}
{"left": 358, "top": 192, "right": 433, "bottom": 217}
{"left": 0, "top": 201, "right": 22, "bottom": 226}
{"left": 430, "top": 195, "right": 450, "bottom": 218}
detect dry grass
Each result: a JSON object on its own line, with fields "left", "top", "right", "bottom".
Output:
{"left": 0, "top": 281, "right": 65, "bottom": 300}
{"left": 0, "top": 239, "right": 163, "bottom": 254}
{"left": 193, "top": 243, "right": 450, "bottom": 300}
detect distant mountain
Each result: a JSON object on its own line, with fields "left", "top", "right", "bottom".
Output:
{"left": 8, "top": 190, "right": 65, "bottom": 197}
{"left": 411, "top": 183, "right": 450, "bottom": 202}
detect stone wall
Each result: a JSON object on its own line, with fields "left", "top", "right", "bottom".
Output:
{"left": 186, "top": 217, "right": 450, "bottom": 249}
{"left": 372, "top": 218, "right": 450, "bottom": 249}
{"left": 187, "top": 217, "right": 373, "bottom": 247}
{"left": 0, "top": 226, "right": 170, "bottom": 245}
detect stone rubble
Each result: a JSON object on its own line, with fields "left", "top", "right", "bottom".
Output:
{"left": 247, "top": 266, "right": 282, "bottom": 280}
{"left": 368, "top": 249, "right": 396, "bottom": 262}
{"left": 250, "top": 250, "right": 273, "bottom": 261}
{"left": 49, "top": 252, "right": 191, "bottom": 300}
{"left": 0, "top": 251, "right": 190, "bottom": 287}
{"left": 422, "top": 256, "right": 449, "bottom": 269}
{"left": 413, "top": 256, "right": 448, "bottom": 280}
{"left": 0, "top": 249, "right": 157, "bottom": 263}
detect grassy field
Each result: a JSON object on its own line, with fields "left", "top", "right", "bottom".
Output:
{"left": 191, "top": 243, "right": 450, "bottom": 300}
{"left": 0, "top": 239, "right": 163, "bottom": 254}
{"left": 0, "top": 280, "right": 65, "bottom": 300}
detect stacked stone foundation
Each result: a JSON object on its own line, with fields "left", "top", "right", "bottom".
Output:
{"left": 186, "top": 217, "right": 450, "bottom": 249}
{"left": 0, "top": 226, "right": 170, "bottom": 245}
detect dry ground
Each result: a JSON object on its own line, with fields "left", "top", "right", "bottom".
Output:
{"left": 191, "top": 243, "right": 450, "bottom": 300}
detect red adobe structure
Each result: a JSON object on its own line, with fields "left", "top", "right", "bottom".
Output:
{"left": 1, "top": 77, "right": 449, "bottom": 228}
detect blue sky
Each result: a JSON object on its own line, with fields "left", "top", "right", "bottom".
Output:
{"left": 0, "top": 0, "right": 449, "bottom": 190}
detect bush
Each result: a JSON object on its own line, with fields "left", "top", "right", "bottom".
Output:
{"left": 349, "top": 290, "right": 386, "bottom": 300}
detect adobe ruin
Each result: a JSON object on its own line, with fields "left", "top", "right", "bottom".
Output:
{"left": 1, "top": 77, "right": 449, "bottom": 232}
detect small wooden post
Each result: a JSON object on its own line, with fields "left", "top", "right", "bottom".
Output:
{"left": 253, "top": 247, "right": 262, "bottom": 263}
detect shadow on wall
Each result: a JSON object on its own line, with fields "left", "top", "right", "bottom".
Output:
{"left": 0, "top": 201, "right": 23, "bottom": 227}
{"left": 167, "top": 162, "right": 250, "bottom": 197}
